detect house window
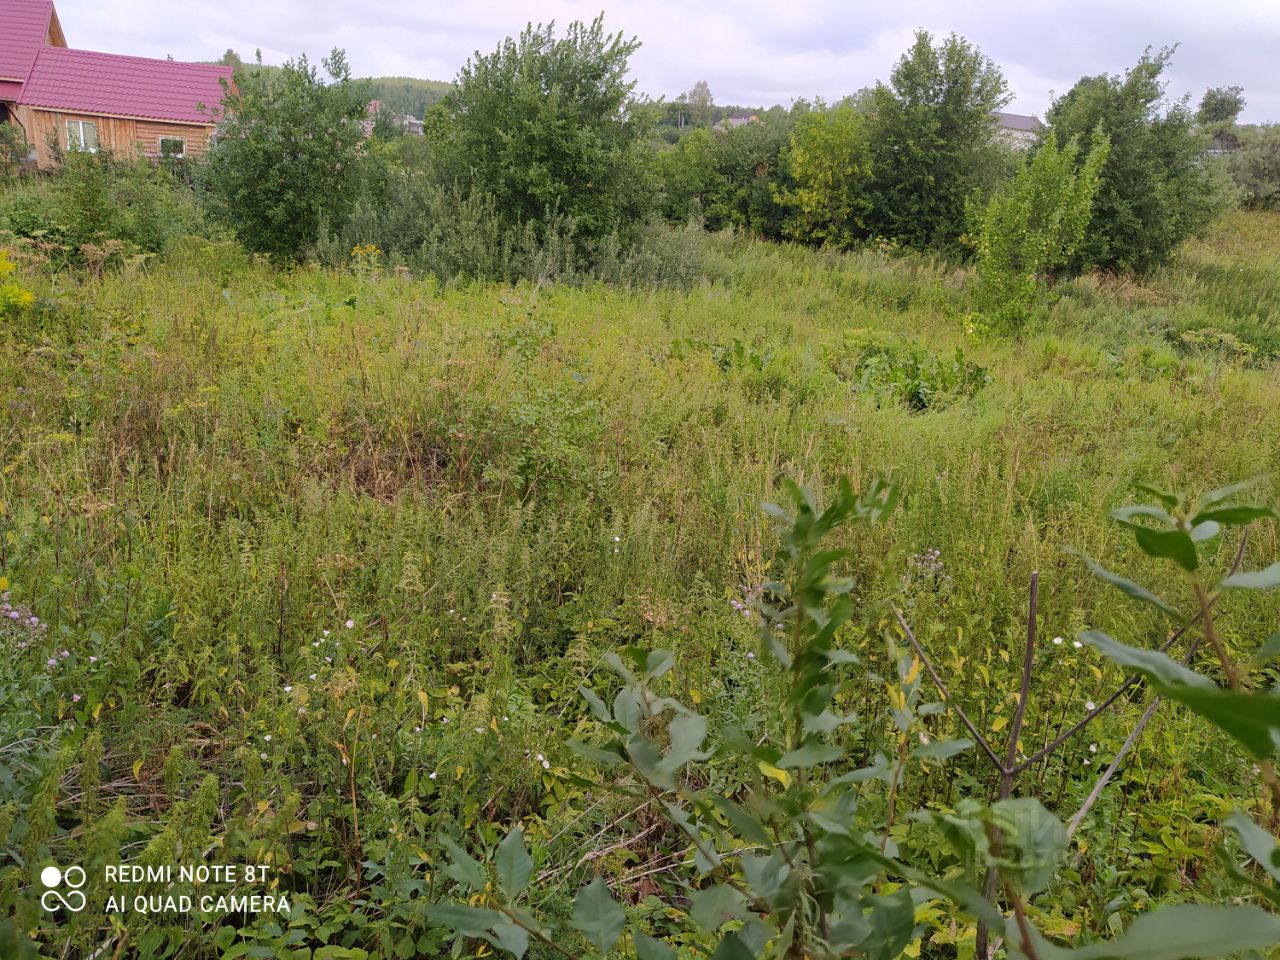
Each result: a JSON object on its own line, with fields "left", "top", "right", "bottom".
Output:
{"left": 159, "top": 136, "right": 186, "bottom": 159}
{"left": 66, "top": 119, "right": 98, "bottom": 152}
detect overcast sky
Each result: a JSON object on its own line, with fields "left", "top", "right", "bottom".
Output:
{"left": 55, "top": 1, "right": 1279, "bottom": 122}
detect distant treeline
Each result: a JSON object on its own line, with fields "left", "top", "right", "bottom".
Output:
{"left": 213, "top": 50, "right": 452, "bottom": 119}
{"left": 3, "top": 21, "right": 1270, "bottom": 314}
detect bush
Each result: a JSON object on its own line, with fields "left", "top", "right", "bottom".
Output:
{"left": 0, "top": 152, "right": 202, "bottom": 264}
{"left": 1226, "top": 125, "right": 1280, "bottom": 210}
{"left": 864, "top": 31, "right": 1012, "bottom": 252}
{"left": 0, "top": 123, "right": 28, "bottom": 178}
{"left": 436, "top": 17, "right": 654, "bottom": 249}
{"left": 202, "top": 50, "right": 370, "bottom": 260}
{"left": 973, "top": 130, "right": 1110, "bottom": 331}
{"left": 824, "top": 330, "right": 990, "bottom": 410}
{"left": 776, "top": 103, "right": 874, "bottom": 248}
{"left": 1045, "top": 47, "right": 1229, "bottom": 273}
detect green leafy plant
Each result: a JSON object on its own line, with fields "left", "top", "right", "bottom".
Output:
{"left": 973, "top": 130, "right": 1110, "bottom": 332}
{"left": 776, "top": 103, "right": 874, "bottom": 248}
{"left": 203, "top": 49, "right": 370, "bottom": 260}
{"left": 1071, "top": 480, "right": 1280, "bottom": 826}
{"left": 1044, "top": 47, "right": 1229, "bottom": 273}
{"left": 430, "top": 478, "right": 1280, "bottom": 959}
{"left": 825, "top": 331, "right": 990, "bottom": 410}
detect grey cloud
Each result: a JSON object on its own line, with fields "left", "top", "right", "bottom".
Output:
{"left": 55, "top": 0, "right": 1279, "bottom": 121}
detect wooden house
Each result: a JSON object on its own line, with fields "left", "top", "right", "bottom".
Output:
{"left": 1, "top": 0, "right": 232, "bottom": 170}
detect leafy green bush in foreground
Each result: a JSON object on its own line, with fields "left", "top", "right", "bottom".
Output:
{"left": 432, "top": 478, "right": 1280, "bottom": 960}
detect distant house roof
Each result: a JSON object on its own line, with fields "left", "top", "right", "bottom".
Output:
{"left": 993, "top": 111, "right": 1042, "bottom": 133}
{"left": 0, "top": 0, "right": 62, "bottom": 91}
{"left": 20, "top": 47, "right": 231, "bottom": 124}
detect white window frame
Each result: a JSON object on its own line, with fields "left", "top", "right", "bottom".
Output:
{"left": 158, "top": 136, "right": 186, "bottom": 159}
{"left": 65, "top": 119, "right": 99, "bottom": 153}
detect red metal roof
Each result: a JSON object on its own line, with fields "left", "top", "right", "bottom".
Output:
{"left": 20, "top": 47, "right": 232, "bottom": 125}
{"left": 0, "top": 0, "right": 54, "bottom": 87}
{"left": 0, "top": 81, "right": 25, "bottom": 100}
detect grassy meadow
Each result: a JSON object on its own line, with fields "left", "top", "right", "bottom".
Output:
{"left": 3, "top": 210, "right": 1280, "bottom": 957}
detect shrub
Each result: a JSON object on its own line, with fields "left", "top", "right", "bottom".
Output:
{"left": 1226, "top": 124, "right": 1280, "bottom": 210}
{"left": 776, "top": 103, "right": 874, "bottom": 248}
{"left": 825, "top": 331, "right": 990, "bottom": 410}
{"left": 654, "top": 127, "right": 720, "bottom": 223}
{"left": 973, "top": 130, "right": 1110, "bottom": 331}
{"left": 864, "top": 31, "right": 1012, "bottom": 252}
{"left": 436, "top": 17, "right": 654, "bottom": 249}
{"left": 0, "top": 122, "right": 28, "bottom": 178}
{"left": 1044, "top": 47, "right": 1229, "bottom": 273}
{"left": 202, "top": 50, "right": 370, "bottom": 260}
{"left": 698, "top": 114, "right": 796, "bottom": 238}
{"left": 0, "top": 152, "right": 202, "bottom": 264}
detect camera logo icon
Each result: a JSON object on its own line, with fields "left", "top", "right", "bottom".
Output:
{"left": 40, "top": 865, "right": 86, "bottom": 913}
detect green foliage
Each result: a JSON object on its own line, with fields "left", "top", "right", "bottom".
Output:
{"left": 1197, "top": 86, "right": 1245, "bottom": 127}
{"left": 438, "top": 17, "right": 653, "bottom": 245}
{"left": 1045, "top": 47, "right": 1229, "bottom": 273}
{"left": 202, "top": 49, "right": 369, "bottom": 260}
{"left": 825, "top": 331, "right": 990, "bottom": 410}
{"left": 655, "top": 127, "right": 720, "bottom": 222}
{"left": 700, "top": 117, "right": 795, "bottom": 237}
{"left": 5, "top": 204, "right": 1280, "bottom": 957}
{"left": 1074, "top": 479, "right": 1280, "bottom": 872}
{"left": 431, "top": 478, "right": 1280, "bottom": 959}
{"left": 974, "top": 130, "right": 1110, "bottom": 331}
{"left": 654, "top": 111, "right": 800, "bottom": 237}
{"left": 0, "top": 151, "right": 202, "bottom": 264}
{"left": 0, "top": 122, "right": 28, "bottom": 178}
{"left": 776, "top": 103, "right": 874, "bottom": 247}
{"left": 864, "top": 30, "right": 1012, "bottom": 251}
{"left": 1225, "top": 124, "right": 1280, "bottom": 210}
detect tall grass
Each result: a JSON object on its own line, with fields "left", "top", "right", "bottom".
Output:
{"left": 1, "top": 212, "right": 1277, "bottom": 957}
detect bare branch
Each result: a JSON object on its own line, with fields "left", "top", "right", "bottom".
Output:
{"left": 893, "top": 605, "right": 1005, "bottom": 771}
{"left": 1067, "top": 697, "right": 1160, "bottom": 836}
{"left": 1004, "top": 571, "right": 1039, "bottom": 777}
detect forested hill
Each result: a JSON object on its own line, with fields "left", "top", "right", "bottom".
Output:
{"left": 361, "top": 76, "right": 453, "bottom": 117}
{"left": 211, "top": 51, "right": 452, "bottom": 117}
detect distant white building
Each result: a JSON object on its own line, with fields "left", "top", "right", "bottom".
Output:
{"left": 993, "top": 111, "right": 1043, "bottom": 149}
{"left": 718, "top": 112, "right": 759, "bottom": 131}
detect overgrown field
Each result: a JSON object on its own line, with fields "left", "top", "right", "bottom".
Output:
{"left": 3, "top": 211, "right": 1280, "bottom": 958}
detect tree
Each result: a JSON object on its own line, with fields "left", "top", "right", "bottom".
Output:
{"left": 369, "top": 101, "right": 405, "bottom": 140}
{"left": 686, "top": 80, "right": 714, "bottom": 128}
{"left": 202, "top": 50, "right": 369, "bottom": 260}
{"left": 1198, "top": 85, "right": 1246, "bottom": 126}
{"left": 864, "top": 30, "right": 1011, "bottom": 251}
{"left": 973, "top": 130, "right": 1110, "bottom": 332}
{"left": 703, "top": 115, "right": 796, "bottom": 237}
{"left": 437, "top": 16, "right": 653, "bottom": 245}
{"left": 776, "top": 103, "right": 874, "bottom": 247}
{"left": 1226, "top": 124, "right": 1280, "bottom": 209}
{"left": 655, "top": 127, "right": 719, "bottom": 221}
{"left": 1045, "top": 47, "right": 1228, "bottom": 273}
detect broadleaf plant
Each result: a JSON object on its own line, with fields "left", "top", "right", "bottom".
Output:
{"left": 428, "top": 477, "right": 1280, "bottom": 959}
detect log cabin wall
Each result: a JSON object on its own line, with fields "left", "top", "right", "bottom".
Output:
{"left": 11, "top": 105, "right": 214, "bottom": 169}
{"left": 133, "top": 119, "right": 214, "bottom": 161}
